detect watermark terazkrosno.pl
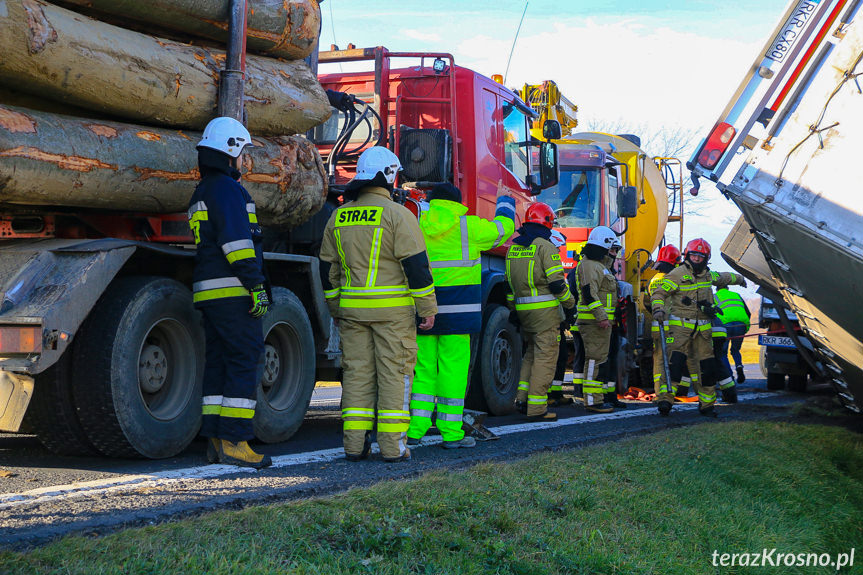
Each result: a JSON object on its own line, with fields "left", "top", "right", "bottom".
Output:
{"left": 712, "top": 549, "right": 855, "bottom": 570}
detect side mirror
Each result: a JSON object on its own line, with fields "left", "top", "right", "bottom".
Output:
{"left": 531, "top": 141, "right": 559, "bottom": 195}
{"left": 542, "top": 119, "right": 562, "bottom": 141}
{"left": 618, "top": 185, "right": 638, "bottom": 218}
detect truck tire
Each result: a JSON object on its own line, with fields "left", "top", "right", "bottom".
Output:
{"left": 253, "top": 287, "right": 316, "bottom": 443}
{"left": 766, "top": 372, "right": 786, "bottom": 390}
{"left": 467, "top": 304, "right": 522, "bottom": 415}
{"left": 24, "top": 349, "right": 97, "bottom": 456}
{"left": 759, "top": 346, "right": 768, "bottom": 378}
{"left": 72, "top": 277, "right": 204, "bottom": 458}
{"left": 787, "top": 374, "right": 808, "bottom": 393}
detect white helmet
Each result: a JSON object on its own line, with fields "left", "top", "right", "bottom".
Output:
{"left": 354, "top": 146, "right": 402, "bottom": 185}
{"left": 197, "top": 117, "right": 254, "bottom": 158}
{"left": 586, "top": 226, "right": 616, "bottom": 248}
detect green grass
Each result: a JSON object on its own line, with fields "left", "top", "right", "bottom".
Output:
{"left": 3, "top": 421, "right": 863, "bottom": 574}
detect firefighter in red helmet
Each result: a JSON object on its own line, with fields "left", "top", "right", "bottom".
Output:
{"left": 650, "top": 238, "right": 747, "bottom": 417}
{"left": 506, "top": 202, "right": 575, "bottom": 420}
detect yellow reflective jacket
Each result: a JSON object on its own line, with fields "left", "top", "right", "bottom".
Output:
{"left": 319, "top": 187, "right": 437, "bottom": 321}
{"left": 506, "top": 236, "right": 574, "bottom": 333}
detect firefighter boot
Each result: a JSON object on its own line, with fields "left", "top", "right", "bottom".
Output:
{"left": 219, "top": 440, "right": 272, "bottom": 469}
{"left": 585, "top": 403, "right": 613, "bottom": 414}
{"left": 206, "top": 437, "right": 220, "bottom": 464}
{"left": 514, "top": 400, "right": 528, "bottom": 415}
{"left": 346, "top": 432, "right": 372, "bottom": 462}
{"left": 548, "top": 395, "right": 574, "bottom": 407}
{"left": 736, "top": 365, "right": 746, "bottom": 384}
{"left": 722, "top": 386, "right": 738, "bottom": 404}
{"left": 443, "top": 436, "right": 477, "bottom": 449}
{"left": 657, "top": 400, "right": 672, "bottom": 417}
{"left": 383, "top": 447, "right": 411, "bottom": 463}
{"left": 699, "top": 404, "right": 718, "bottom": 418}
{"left": 526, "top": 411, "right": 558, "bottom": 422}
{"left": 675, "top": 385, "right": 691, "bottom": 401}
{"left": 604, "top": 392, "right": 627, "bottom": 410}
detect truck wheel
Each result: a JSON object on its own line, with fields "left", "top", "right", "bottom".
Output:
{"left": 766, "top": 372, "right": 786, "bottom": 390}
{"left": 253, "top": 287, "right": 316, "bottom": 443}
{"left": 467, "top": 304, "right": 522, "bottom": 415}
{"left": 72, "top": 277, "right": 203, "bottom": 458}
{"left": 759, "top": 346, "right": 768, "bottom": 378}
{"left": 24, "top": 349, "right": 97, "bottom": 456}
{"left": 787, "top": 374, "right": 808, "bottom": 393}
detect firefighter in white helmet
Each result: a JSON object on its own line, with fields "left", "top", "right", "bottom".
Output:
{"left": 188, "top": 117, "right": 271, "bottom": 468}
{"left": 575, "top": 226, "right": 618, "bottom": 413}
{"left": 319, "top": 146, "right": 437, "bottom": 462}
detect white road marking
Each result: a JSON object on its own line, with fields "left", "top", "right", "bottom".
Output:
{"left": 0, "top": 393, "right": 776, "bottom": 510}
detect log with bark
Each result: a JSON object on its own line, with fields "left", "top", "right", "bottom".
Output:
{"left": 0, "top": 0, "right": 331, "bottom": 137}
{"left": 0, "top": 104, "right": 327, "bottom": 227}
{"left": 54, "top": 0, "right": 321, "bottom": 60}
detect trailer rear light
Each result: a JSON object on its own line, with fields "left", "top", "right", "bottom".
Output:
{"left": 0, "top": 326, "right": 42, "bottom": 354}
{"left": 697, "top": 123, "right": 736, "bottom": 169}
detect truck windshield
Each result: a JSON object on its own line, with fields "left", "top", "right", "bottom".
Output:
{"left": 535, "top": 167, "right": 601, "bottom": 228}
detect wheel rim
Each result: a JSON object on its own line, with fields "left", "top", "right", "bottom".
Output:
{"left": 137, "top": 318, "right": 196, "bottom": 421}
{"left": 491, "top": 327, "right": 514, "bottom": 393}
{"left": 261, "top": 321, "right": 304, "bottom": 411}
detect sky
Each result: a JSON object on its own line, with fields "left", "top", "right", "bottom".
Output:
{"left": 320, "top": 0, "right": 790, "bottom": 289}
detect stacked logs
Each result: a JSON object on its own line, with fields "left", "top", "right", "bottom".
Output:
{"left": 0, "top": 0, "right": 330, "bottom": 227}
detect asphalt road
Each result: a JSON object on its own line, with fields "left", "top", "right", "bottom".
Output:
{"left": 0, "top": 368, "right": 832, "bottom": 549}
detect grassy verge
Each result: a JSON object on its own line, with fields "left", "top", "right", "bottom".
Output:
{"left": 3, "top": 421, "right": 862, "bottom": 574}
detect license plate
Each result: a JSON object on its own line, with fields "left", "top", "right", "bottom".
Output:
{"left": 759, "top": 335, "right": 796, "bottom": 348}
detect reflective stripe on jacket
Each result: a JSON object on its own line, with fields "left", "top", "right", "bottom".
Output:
{"left": 319, "top": 186, "right": 437, "bottom": 321}
{"left": 188, "top": 172, "right": 265, "bottom": 307}
{"left": 420, "top": 196, "right": 515, "bottom": 334}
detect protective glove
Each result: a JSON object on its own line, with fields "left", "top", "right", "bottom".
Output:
{"left": 697, "top": 300, "right": 719, "bottom": 318}
{"left": 249, "top": 284, "right": 271, "bottom": 318}
{"left": 653, "top": 310, "right": 666, "bottom": 323}
{"left": 737, "top": 277, "right": 748, "bottom": 288}
{"left": 564, "top": 306, "right": 576, "bottom": 327}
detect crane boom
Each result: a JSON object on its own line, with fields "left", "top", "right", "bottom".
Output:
{"left": 518, "top": 81, "right": 578, "bottom": 135}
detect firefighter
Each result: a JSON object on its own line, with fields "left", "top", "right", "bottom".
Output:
{"left": 651, "top": 238, "right": 747, "bottom": 417}
{"left": 319, "top": 146, "right": 437, "bottom": 462}
{"left": 715, "top": 287, "right": 751, "bottom": 385}
{"left": 646, "top": 245, "right": 695, "bottom": 400}
{"left": 188, "top": 117, "right": 271, "bottom": 468}
{"left": 407, "top": 182, "right": 515, "bottom": 448}
{"left": 566, "top": 262, "right": 585, "bottom": 401}
{"left": 575, "top": 226, "right": 619, "bottom": 413}
{"left": 710, "top": 315, "right": 738, "bottom": 403}
{"left": 507, "top": 202, "right": 575, "bottom": 420}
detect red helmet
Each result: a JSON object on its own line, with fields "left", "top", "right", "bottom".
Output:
{"left": 684, "top": 238, "right": 711, "bottom": 259}
{"left": 656, "top": 244, "right": 681, "bottom": 265}
{"left": 524, "top": 202, "right": 555, "bottom": 229}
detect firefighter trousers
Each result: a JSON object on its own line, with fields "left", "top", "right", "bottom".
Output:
{"left": 579, "top": 323, "right": 611, "bottom": 407}
{"left": 517, "top": 326, "right": 560, "bottom": 416}
{"left": 408, "top": 334, "right": 470, "bottom": 442}
{"left": 200, "top": 301, "right": 265, "bottom": 442}
{"left": 653, "top": 332, "right": 701, "bottom": 399}
{"left": 339, "top": 315, "right": 417, "bottom": 460}
{"left": 662, "top": 327, "right": 716, "bottom": 408}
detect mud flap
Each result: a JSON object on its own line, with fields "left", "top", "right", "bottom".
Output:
{"left": 462, "top": 409, "right": 498, "bottom": 441}
{"left": 0, "top": 371, "right": 34, "bottom": 432}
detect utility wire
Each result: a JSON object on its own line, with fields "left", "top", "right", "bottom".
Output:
{"left": 326, "top": 0, "right": 343, "bottom": 71}
{"left": 504, "top": 1, "right": 529, "bottom": 84}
